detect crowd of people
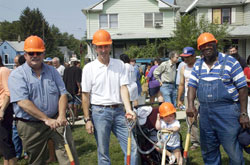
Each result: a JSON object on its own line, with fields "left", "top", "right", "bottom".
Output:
{"left": 0, "top": 29, "right": 250, "bottom": 165}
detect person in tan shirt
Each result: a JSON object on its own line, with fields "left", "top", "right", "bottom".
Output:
{"left": 154, "top": 51, "right": 179, "bottom": 107}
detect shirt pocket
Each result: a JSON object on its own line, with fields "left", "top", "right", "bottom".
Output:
{"left": 47, "top": 80, "right": 59, "bottom": 94}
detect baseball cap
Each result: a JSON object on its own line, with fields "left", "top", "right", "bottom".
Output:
{"left": 180, "top": 47, "right": 195, "bottom": 57}
{"left": 238, "top": 129, "right": 250, "bottom": 153}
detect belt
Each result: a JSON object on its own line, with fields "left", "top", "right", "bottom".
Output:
{"left": 15, "top": 117, "right": 43, "bottom": 123}
{"left": 92, "top": 104, "right": 121, "bottom": 109}
{"left": 163, "top": 82, "right": 174, "bottom": 84}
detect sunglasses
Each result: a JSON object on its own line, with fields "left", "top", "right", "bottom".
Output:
{"left": 27, "top": 52, "right": 44, "bottom": 56}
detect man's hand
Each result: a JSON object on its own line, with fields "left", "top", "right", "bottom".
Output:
{"left": 44, "top": 118, "right": 60, "bottom": 130}
{"left": 85, "top": 121, "right": 94, "bottom": 134}
{"left": 56, "top": 115, "right": 67, "bottom": 127}
{"left": 125, "top": 110, "right": 137, "bottom": 121}
{"left": 186, "top": 106, "right": 198, "bottom": 119}
{"left": 177, "top": 100, "right": 183, "bottom": 108}
{"left": 0, "top": 110, "right": 4, "bottom": 121}
{"left": 239, "top": 115, "right": 250, "bottom": 129}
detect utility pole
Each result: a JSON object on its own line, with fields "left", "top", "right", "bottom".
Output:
{"left": 42, "top": 19, "right": 45, "bottom": 40}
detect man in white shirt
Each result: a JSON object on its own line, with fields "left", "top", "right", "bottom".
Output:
{"left": 81, "top": 29, "right": 138, "bottom": 165}
{"left": 52, "top": 57, "right": 65, "bottom": 77}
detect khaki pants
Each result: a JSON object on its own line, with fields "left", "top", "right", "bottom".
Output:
{"left": 184, "top": 96, "right": 200, "bottom": 145}
{"left": 17, "top": 120, "right": 78, "bottom": 165}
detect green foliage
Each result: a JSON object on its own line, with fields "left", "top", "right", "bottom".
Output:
{"left": 167, "top": 15, "right": 231, "bottom": 53}
{"left": 0, "top": 21, "right": 21, "bottom": 41}
{"left": 124, "top": 39, "right": 166, "bottom": 59}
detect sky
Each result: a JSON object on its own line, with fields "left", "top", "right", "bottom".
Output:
{"left": 0, "top": 0, "right": 174, "bottom": 40}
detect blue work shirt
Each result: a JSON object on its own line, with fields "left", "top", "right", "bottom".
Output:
{"left": 8, "top": 62, "right": 67, "bottom": 121}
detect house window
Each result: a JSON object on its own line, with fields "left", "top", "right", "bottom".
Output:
{"left": 144, "top": 13, "right": 163, "bottom": 28}
{"left": 4, "top": 54, "right": 8, "bottom": 64}
{"left": 99, "top": 14, "right": 118, "bottom": 29}
{"left": 212, "top": 8, "right": 231, "bottom": 24}
{"left": 4, "top": 46, "right": 7, "bottom": 49}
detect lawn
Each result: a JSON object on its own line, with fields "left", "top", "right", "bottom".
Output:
{"left": 1, "top": 119, "right": 250, "bottom": 165}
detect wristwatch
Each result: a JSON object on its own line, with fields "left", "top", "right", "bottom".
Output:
{"left": 84, "top": 118, "right": 91, "bottom": 123}
{"left": 240, "top": 112, "right": 248, "bottom": 117}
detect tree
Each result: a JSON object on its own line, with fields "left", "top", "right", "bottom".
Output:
{"left": 167, "top": 15, "right": 231, "bottom": 53}
{"left": 0, "top": 21, "right": 21, "bottom": 41}
{"left": 124, "top": 39, "right": 166, "bottom": 59}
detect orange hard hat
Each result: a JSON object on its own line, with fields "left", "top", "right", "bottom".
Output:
{"left": 24, "top": 35, "right": 45, "bottom": 52}
{"left": 159, "top": 102, "right": 176, "bottom": 117}
{"left": 197, "top": 32, "right": 217, "bottom": 50}
{"left": 92, "top": 29, "right": 112, "bottom": 46}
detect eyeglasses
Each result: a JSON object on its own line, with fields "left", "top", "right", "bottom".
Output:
{"left": 26, "top": 52, "right": 43, "bottom": 56}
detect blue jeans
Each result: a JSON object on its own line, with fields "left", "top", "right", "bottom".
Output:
{"left": 199, "top": 103, "right": 244, "bottom": 165}
{"left": 160, "top": 84, "right": 177, "bottom": 107}
{"left": 12, "top": 122, "right": 23, "bottom": 158}
{"left": 91, "top": 105, "right": 138, "bottom": 165}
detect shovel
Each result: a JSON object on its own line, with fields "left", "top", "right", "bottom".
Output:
{"left": 183, "top": 117, "right": 195, "bottom": 165}
{"left": 125, "top": 115, "right": 136, "bottom": 165}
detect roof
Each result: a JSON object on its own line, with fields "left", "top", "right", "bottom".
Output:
{"left": 229, "top": 25, "right": 250, "bottom": 37}
{"left": 85, "top": 32, "right": 171, "bottom": 42}
{"left": 175, "top": 0, "right": 194, "bottom": 13}
{"left": 177, "top": 0, "right": 246, "bottom": 13}
{"left": 82, "top": 0, "right": 179, "bottom": 14}
{"left": 6, "top": 41, "right": 24, "bottom": 52}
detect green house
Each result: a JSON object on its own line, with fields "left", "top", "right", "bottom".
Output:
{"left": 82, "top": 0, "right": 179, "bottom": 60}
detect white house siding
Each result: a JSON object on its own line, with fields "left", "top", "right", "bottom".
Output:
{"left": 86, "top": 0, "right": 176, "bottom": 40}
{"left": 246, "top": 39, "right": 250, "bottom": 59}
{"left": 196, "top": 8, "right": 208, "bottom": 23}
{"left": 234, "top": 6, "right": 244, "bottom": 25}
{"left": 244, "top": 3, "right": 250, "bottom": 25}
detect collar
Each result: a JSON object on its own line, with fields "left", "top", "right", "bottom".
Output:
{"left": 95, "top": 58, "right": 114, "bottom": 68}
{"left": 23, "top": 62, "right": 46, "bottom": 75}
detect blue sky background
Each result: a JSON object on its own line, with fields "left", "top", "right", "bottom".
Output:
{"left": 0, "top": 0, "right": 174, "bottom": 40}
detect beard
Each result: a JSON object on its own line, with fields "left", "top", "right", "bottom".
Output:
{"left": 203, "top": 44, "right": 218, "bottom": 64}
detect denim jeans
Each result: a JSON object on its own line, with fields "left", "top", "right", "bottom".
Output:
{"left": 92, "top": 105, "right": 138, "bottom": 165}
{"left": 160, "top": 83, "right": 177, "bottom": 107}
{"left": 12, "top": 122, "right": 22, "bottom": 158}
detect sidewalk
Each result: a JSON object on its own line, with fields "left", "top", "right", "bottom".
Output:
{"left": 75, "top": 110, "right": 186, "bottom": 125}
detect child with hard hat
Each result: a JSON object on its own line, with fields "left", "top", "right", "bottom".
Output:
{"left": 155, "top": 102, "right": 183, "bottom": 165}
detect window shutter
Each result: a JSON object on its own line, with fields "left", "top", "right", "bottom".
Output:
{"left": 208, "top": 9, "right": 212, "bottom": 23}
{"left": 231, "top": 8, "right": 236, "bottom": 23}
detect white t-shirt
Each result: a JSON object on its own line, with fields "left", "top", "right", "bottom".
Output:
{"left": 176, "top": 62, "right": 186, "bottom": 85}
{"left": 81, "top": 58, "right": 129, "bottom": 105}
{"left": 56, "top": 65, "right": 65, "bottom": 77}
{"left": 160, "top": 119, "right": 180, "bottom": 148}
{"left": 184, "top": 66, "right": 193, "bottom": 97}
{"left": 124, "top": 63, "right": 138, "bottom": 101}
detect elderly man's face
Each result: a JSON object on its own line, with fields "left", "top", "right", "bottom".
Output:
{"left": 52, "top": 60, "right": 59, "bottom": 68}
{"left": 24, "top": 52, "right": 45, "bottom": 69}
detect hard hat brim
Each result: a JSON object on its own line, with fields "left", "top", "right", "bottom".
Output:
{"left": 93, "top": 41, "right": 112, "bottom": 46}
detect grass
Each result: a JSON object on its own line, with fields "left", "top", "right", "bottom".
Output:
{"left": 1, "top": 119, "right": 250, "bottom": 165}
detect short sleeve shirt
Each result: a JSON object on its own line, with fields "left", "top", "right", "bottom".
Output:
{"left": 160, "top": 119, "right": 180, "bottom": 148}
{"left": 188, "top": 53, "right": 247, "bottom": 101}
{"left": 81, "top": 58, "right": 129, "bottom": 105}
{"left": 8, "top": 63, "right": 67, "bottom": 121}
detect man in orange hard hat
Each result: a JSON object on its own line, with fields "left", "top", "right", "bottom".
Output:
{"left": 187, "top": 32, "right": 249, "bottom": 164}
{"left": 8, "top": 35, "right": 78, "bottom": 165}
{"left": 81, "top": 29, "right": 138, "bottom": 164}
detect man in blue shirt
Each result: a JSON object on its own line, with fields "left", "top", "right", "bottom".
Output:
{"left": 8, "top": 36, "right": 77, "bottom": 165}
{"left": 187, "top": 32, "right": 249, "bottom": 164}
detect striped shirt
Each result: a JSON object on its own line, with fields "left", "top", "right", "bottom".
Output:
{"left": 188, "top": 53, "right": 247, "bottom": 101}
